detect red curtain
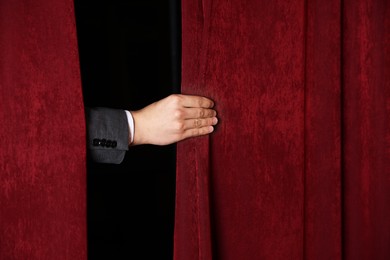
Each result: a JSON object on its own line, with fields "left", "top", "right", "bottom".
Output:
{"left": 175, "top": 0, "right": 390, "bottom": 259}
{"left": 0, "top": 1, "right": 87, "bottom": 259}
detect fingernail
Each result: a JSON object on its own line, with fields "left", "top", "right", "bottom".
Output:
{"left": 213, "top": 117, "right": 218, "bottom": 124}
{"left": 209, "top": 126, "right": 214, "bottom": 133}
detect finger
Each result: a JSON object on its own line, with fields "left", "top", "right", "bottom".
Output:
{"left": 183, "top": 117, "right": 218, "bottom": 130}
{"left": 180, "top": 95, "right": 214, "bottom": 108}
{"left": 182, "top": 126, "right": 214, "bottom": 140}
{"left": 183, "top": 108, "right": 217, "bottom": 119}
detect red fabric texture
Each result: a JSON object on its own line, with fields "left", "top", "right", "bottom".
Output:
{"left": 0, "top": 1, "right": 87, "bottom": 259}
{"left": 175, "top": 0, "right": 390, "bottom": 259}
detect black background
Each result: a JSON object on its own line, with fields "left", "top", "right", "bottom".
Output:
{"left": 74, "top": 0, "right": 180, "bottom": 259}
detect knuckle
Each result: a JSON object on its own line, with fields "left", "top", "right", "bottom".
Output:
{"left": 174, "top": 122, "right": 185, "bottom": 131}
{"left": 173, "top": 109, "right": 183, "bottom": 119}
{"left": 169, "top": 94, "right": 181, "bottom": 105}
{"left": 198, "top": 109, "right": 205, "bottom": 118}
{"left": 194, "top": 119, "right": 202, "bottom": 128}
{"left": 192, "top": 129, "right": 200, "bottom": 136}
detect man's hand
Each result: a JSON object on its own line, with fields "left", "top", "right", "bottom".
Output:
{"left": 130, "top": 94, "right": 218, "bottom": 146}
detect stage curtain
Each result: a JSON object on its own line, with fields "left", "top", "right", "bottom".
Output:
{"left": 175, "top": 0, "right": 389, "bottom": 259}
{"left": 0, "top": 1, "right": 87, "bottom": 259}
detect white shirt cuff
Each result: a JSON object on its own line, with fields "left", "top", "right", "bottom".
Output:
{"left": 125, "top": 110, "right": 135, "bottom": 145}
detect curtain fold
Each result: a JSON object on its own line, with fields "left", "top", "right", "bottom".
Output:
{"left": 304, "top": 0, "right": 342, "bottom": 259}
{"left": 0, "top": 1, "right": 87, "bottom": 259}
{"left": 175, "top": 0, "right": 390, "bottom": 259}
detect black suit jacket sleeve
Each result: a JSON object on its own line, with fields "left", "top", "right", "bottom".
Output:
{"left": 85, "top": 107, "right": 129, "bottom": 164}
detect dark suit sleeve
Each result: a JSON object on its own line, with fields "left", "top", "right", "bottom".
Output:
{"left": 85, "top": 107, "right": 129, "bottom": 164}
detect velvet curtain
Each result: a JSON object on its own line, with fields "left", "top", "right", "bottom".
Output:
{"left": 0, "top": 0, "right": 87, "bottom": 259}
{"left": 175, "top": 0, "right": 390, "bottom": 259}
